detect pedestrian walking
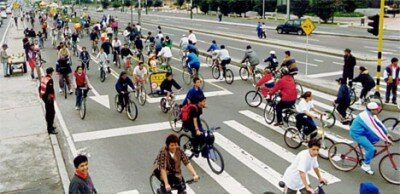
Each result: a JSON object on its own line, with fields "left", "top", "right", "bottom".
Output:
{"left": 256, "top": 22, "right": 262, "bottom": 38}
{"left": 261, "top": 22, "right": 267, "bottom": 38}
{"left": 39, "top": 67, "right": 58, "bottom": 135}
{"left": 342, "top": 48, "right": 356, "bottom": 87}
{"left": 218, "top": 13, "right": 222, "bottom": 22}
{"left": 1, "top": 44, "right": 11, "bottom": 77}
{"left": 384, "top": 57, "right": 399, "bottom": 104}
{"left": 69, "top": 155, "right": 97, "bottom": 194}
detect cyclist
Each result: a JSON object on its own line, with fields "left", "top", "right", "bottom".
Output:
{"left": 55, "top": 56, "right": 73, "bottom": 94}
{"left": 115, "top": 71, "right": 135, "bottom": 111}
{"left": 267, "top": 67, "right": 297, "bottom": 126}
{"left": 183, "top": 96, "right": 207, "bottom": 156}
{"left": 185, "top": 49, "right": 201, "bottom": 77}
{"left": 334, "top": 78, "right": 351, "bottom": 124}
{"left": 160, "top": 72, "right": 182, "bottom": 108}
{"left": 145, "top": 32, "right": 155, "bottom": 55}
{"left": 350, "top": 102, "right": 392, "bottom": 175}
{"left": 101, "top": 38, "right": 113, "bottom": 61}
{"left": 188, "top": 30, "right": 197, "bottom": 45}
{"left": 57, "top": 43, "right": 70, "bottom": 60}
{"left": 282, "top": 138, "right": 328, "bottom": 194}
{"left": 112, "top": 37, "right": 122, "bottom": 64}
{"left": 207, "top": 40, "right": 219, "bottom": 66}
{"left": 255, "top": 69, "right": 274, "bottom": 99}
{"left": 165, "top": 36, "right": 173, "bottom": 49}
{"left": 264, "top": 50, "right": 279, "bottom": 72}
{"left": 280, "top": 51, "right": 298, "bottom": 76}
{"left": 295, "top": 91, "right": 325, "bottom": 139}
{"left": 352, "top": 66, "right": 376, "bottom": 104}
{"left": 155, "top": 37, "right": 164, "bottom": 57}
{"left": 96, "top": 48, "right": 111, "bottom": 73}
{"left": 213, "top": 45, "right": 231, "bottom": 80}
{"left": 148, "top": 54, "right": 158, "bottom": 72}
{"left": 79, "top": 46, "right": 90, "bottom": 70}
{"left": 182, "top": 77, "right": 204, "bottom": 106}
{"left": 186, "top": 40, "right": 198, "bottom": 56}
{"left": 121, "top": 43, "right": 134, "bottom": 64}
{"left": 156, "top": 31, "right": 164, "bottom": 39}
{"left": 241, "top": 45, "right": 260, "bottom": 80}
{"left": 153, "top": 134, "right": 199, "bottom": 194}
{"left": 89, "top": 30, "right": 99, "bottom": 53}
{"left": 134, "top": 36, "right": 144, "bottom": 59}
{"left": 157, "top": 43, "right": 173, "bottom": 68}
{"left": 71, "top": 31, "right": 79, "bottom": 50}
{"left": 179, "top": 34, "right": 189, "bottom": 53}
{"left": 133, "top": 61, "right": 148, "bottom": 87}
{"left": 72, "top": 66, "right": 90, "bottom": 110}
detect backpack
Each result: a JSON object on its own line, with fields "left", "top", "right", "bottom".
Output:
{"left": 180, "top": 104, "right": 198, "bottom": 122}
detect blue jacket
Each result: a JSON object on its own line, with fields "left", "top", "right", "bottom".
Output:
{"left": 79, "top": 51, "right": 90, "bottom": 61}
{"left": 182, "top": 86, "right": 204, "bottom": 106}
{"left": 335, "top": 84, "right": 350, "bottom": 104}
{"left": 207, "top": 43, "right": 220, "bottom": 52}
{"left": 115, "top": 78, "right": 135, "bottom": 93}
{"left": 350, "top": 110, "right": 389, "bottom": 144}
{"left": 187, "top": 53, "right": 200, "bottom": 67}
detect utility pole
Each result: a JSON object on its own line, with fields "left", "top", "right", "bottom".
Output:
{"left": 130, "top": 0, "right": 133, "bottom": 24}
{"left": 262, "top": 0, "right": 265, "bottom": 19}
{"left": 190, "top": 0, "right": 193, "bottom": 19}
{"left": 145, "top": 0, "right": 148, "bottom": 15}
{"left": 122, "top": 0, "right": 124, "bottom": 12}
{"left": 286, "top": 0, "right": 290, "bottom": 20}
{"left": 138, "top": 0, "right": 141, "bottom": 24}
{"left": 374, "top": 0, "right": 386, "bottom": 98}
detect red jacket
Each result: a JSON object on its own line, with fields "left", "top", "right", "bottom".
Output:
{"left": 255, "top": 73, "right": 273, "bottom": 87}
{"left": 268, "top": 75, "right": 297, "bottom": 101}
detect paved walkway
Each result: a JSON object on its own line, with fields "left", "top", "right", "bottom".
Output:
{"left": 0, "top": 19, "right": 64, "bottom": 193}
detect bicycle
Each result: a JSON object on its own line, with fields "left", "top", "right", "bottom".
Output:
{"left": 263, "top": 94, "right": 297, "bottom": 127}
{"left": 150, "top": 174, "right": 196, "bottom": 194}
{"left": 114, "top": 92, "right": 138, "bottom": 121}
{"left": 179, "top": 126, "right": 225, "bottom": 174}
{"left": 158, "top": 59, "right": 173, "bottom": 74}
{"left": 239, "top": 61, "right": 263, "bottom": 85}
{"left": 79, "top": 59, "right": 90, "bottom": 71}
{"left": 160, "top": 90, "right": 181, "bottom": 113}
{"left": 350, "top": 83, "right": 383, "bottom": 112}
{"left": 278, "top": 181, "right": 326, "bottom": 194}
{"left": 245, "top": 87, "right": 263, "bottom": 108}
{"left": 99, "top": 61, "right": 108, "bottom": 82}
{"left": 78, "top": 87, "right": 90, "bottom": 120}
{"left": 72, "top": 41, "right": 79, "bottom": 57}
{"left": 382, "top": 116, "right": 400, "bottom": 142}
{"left": 328, "top": 141, "right": 400, "bottom": 184}
{"left": 169, "top": 104, "right": 210, "bottom": 133}
{"left": 112, "top": 49, "right": 121, "bottom": 68}
{"left": 92, "top": 40, "right": 99, "bottom": 54}
{"left": 135, "top": 49, "right": 145, "bottom": 62}
{"left": 211, "top": 63, "right": 234, "bottom": 84}
{"left": 182, "top": 65, "right": 205, "bottom": 90}
{"left": 135, "top": 81, "right": 147, "bottom": 106}
{"left": 322, "top": 103, "right": 355, "bottom": 128}
{"left": 284, "top": 115, "right": 334, "bottom": 159}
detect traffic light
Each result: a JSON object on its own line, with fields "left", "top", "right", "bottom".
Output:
{"left": 367, "top": 14, "right": 380, "bottom": 36}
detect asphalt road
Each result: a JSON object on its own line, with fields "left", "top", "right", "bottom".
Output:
{"left": 24, "top": 14, "right": 399, "bottom": 193}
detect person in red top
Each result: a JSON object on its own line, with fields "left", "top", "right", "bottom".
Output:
{"left": 255, "top": 69, "right": 274, "bottom": 98}
{"left": 268, "top": 67, "right": 298, "bottom": 126}
{"left": 73, "top": 66, "right": 90, "bottom": 110}
{"left": 39, "top": 67, "right": 58, "bottom": 134}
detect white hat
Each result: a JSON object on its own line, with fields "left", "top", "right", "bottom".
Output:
{"left": 270, "top": 50, "right": 275, "bottom": 55}
{"left": 367, "top": 102, "right": 381, "bottom": 110}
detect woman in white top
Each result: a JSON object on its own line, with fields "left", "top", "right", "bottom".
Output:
{"left": 157, "top": 43, "right": 173, "bottom": 67}
{"left": 96, "top": 48, "right": 110, "bottom": 73}
{"left": 295, "top": 91, "right": 325, "bottom": 139}
{"left": 283, "top": 138, "right": 327, "bottom": 194}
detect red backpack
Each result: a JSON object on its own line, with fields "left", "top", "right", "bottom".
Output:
{"left": 180, "top": 104, "right": 198, "bottom": 122}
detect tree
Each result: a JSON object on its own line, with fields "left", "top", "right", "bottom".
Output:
{"left": 342, "top": 0, "right": 357, "bottom": 12}
{"left": 253, "top": 0, "right": 277, "bottom": 16}
{"left": 230, "top": 0, "right": 252, "bottom": 16}
{"left": 124, "top": 0, "right": 132, "bottom": 7}
{"left": 111, "top": 0, "right": 121, "bottom": 8}
{"left": 147, "top": 0, "right": 154, "bottom": 7}
{"left": 291, "top": 0, "right": 309, "bottom": 18}
{"left": 176, "top": 0, "right": 185, "bottom": 7}
{"left": 153, "top": 0, "right": 162, "bottom": 7}
{"left": 313, "top": 0, "right": 335, "bottom": 23}
{"left": 101, "top": 0, "right": 110, "bottom": 9}
{"left": 199, "top": 0, "right": 209, "bottom": 14}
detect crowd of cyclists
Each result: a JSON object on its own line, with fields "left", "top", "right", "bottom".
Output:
{"left": 12, "top": 5, "right": 397, "bottom": 194}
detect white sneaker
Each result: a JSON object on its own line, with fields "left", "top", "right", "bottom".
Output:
{"left": 165, "top": 102, "right": 171, "bottom": 108}
{"left": 59, "top": 89, "right": 63, "bottom": 93}
{"left": 75, "top": 106, "right": 79, "bottom": 110}
{"left": 218, "top": 75, "right": 224, "bottom": 80}
{"left": 361, "top": 163, "right": 374, "bottom": 175}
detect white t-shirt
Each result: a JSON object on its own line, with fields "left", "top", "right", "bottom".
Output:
{"left": 106, "top": 27, "right": 113, "bottom": 34}
{"left": 156, "top": 33, "right": 164, "bottom": 39}
{"left": 188, "top": 33, "right": 197, "bottom": 43}
{"left": 158, "top": 47, "right": 173, "bottom": 58}
{"left": 296, "top": 98, "right": 314, "bottom": 114}
{"left": 214, "top": 49, "right": 230, "bottom": 61}
{"left": 134, "top": 66, "right": 147, "bottom": 78}
{"left": 112, "top": 40, "right": 122, "bottom": 48}
{"left": 283, "top": 149, "right": 319, "bottom": 190}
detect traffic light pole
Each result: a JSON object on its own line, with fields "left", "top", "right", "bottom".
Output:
{"left": 375, "top": 0, "right": 385, "bottom": 97}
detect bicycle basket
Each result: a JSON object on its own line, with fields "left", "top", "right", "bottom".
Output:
{"left": 205, "top": 131, "right": 215, "bottom": 145}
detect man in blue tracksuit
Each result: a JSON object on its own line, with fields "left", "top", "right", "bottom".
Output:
{"left": 206, "top": 40, "right": 219, "bottom": 53}
{"left": 349, "top": 102, "right": 392, "bottom": 175}
{"left": 182, "top": 77, "right": 204, "bottom": 106}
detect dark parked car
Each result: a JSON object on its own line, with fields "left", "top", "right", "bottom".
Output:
{"left": 276, "top": 19, "right": 305, "bottom": 35}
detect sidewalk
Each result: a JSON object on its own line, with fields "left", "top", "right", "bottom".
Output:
{"left": 0, "top": 20, "right": 64, "bottom": 193}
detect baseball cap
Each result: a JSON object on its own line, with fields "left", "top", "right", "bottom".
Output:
{"left": 367, "top": 102, "right": 381, "bottom": 111}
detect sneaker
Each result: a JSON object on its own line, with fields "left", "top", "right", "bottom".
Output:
{"left": 393, "top": 102, "right": 398, "bottom": 105}
{"left": 218, "top": 76, "right": 224, "bottom": 80}
{"left": 69, "top": 90, "right": 73, "bottom": 94}
{"left": 273, "top": 122, "right": 283, "bottom": 127}
{"left": 385, "top": 100, "right": 389, "bottom": 103}
{"left": 361, "top": 163, "right": 374, "bottom": 175}
{"left": 75, "top": 106, "right": 79, "bottom": 110}
{"left": 59, "top": 89, "right": 63, "bottom": 93}
{"left": 165, "top": 102, "right": 170, "bottom": 108}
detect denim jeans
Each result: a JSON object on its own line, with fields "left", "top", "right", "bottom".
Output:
{"left": 75, "top": 88, "right": 89, "bottom": 107}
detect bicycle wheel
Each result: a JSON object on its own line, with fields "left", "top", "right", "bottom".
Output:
{"left": 379, "top": 153, "right": 400, "bottom": 185}
{"left": 211, "top": 65, "right": 220, "bottom": 79}
{"left": 239, "top": 66, "right": 249, "bottom": 81}
{"left": 179, "top": 134, "right": 195, "bottom": 159}
{"left": 295, "top": 81, "right": 303, "bottom": 98}
{"left": 100, "top": 68, "right": 106, "bottom": 82}
{"left": 245, "top": 90, "right": 262, "bottom": 107}
{"left": 160, "top": 98, "right": 169, "bottom": 113}
{"left": 225, "top": 69, "right": 234, "bottom": 85}
{"left": 328, "top": 142, "right": 359, "bottom": 171}
{"left": 116, "top": 55, "right": 121, "bottom": 69}
{"left": 207, "top": 147, "right": 225, "bottom": 174}
{"left": 382, "top": 118, "right": 400, "bottom": 142}
{"left": 285, "top": 111, "right": 297, "bottom": 127}
{"left": 182, "top": 67, "right": 191, "bottom": 85}
{"left": 169, "top": 104, "right": 183, "bottom": 133}
{"left": 350, "top": 89, "right": 357, "bottom": 105}
{"left": 264, "top": 103, "right": 275, "bottom": 124}
{"left": 79, "top": 99, "right": 86, "bottom": 120}
{"left": 127, "top": 100, "right": 138, "bottom": 121}
{"left": 149, "top": 174, "right": 161, "bottom": 194}
{"left": 283, "top": 127, "right": 302, "bottom": 149}
{"left": 318, "top": 137, "right": 335, "bottom": 160}
{"left": 115, "top": 95, "right": 123, "bottom": 113}
{"left": 138, "top": 87, "right": 147, "bottom": 106}
{"left": 323, "top": 110, "right": 336, "bottom": 128}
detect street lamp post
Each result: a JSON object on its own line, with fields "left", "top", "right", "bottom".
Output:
{"left": 138, "top": 0, "right": 141, "bottom": 24}
{"left": 130, "top": 0, "right": 133, "bottom": 24}
{"left": 262, "top": 0, "right": 265, "bottom": 19}
{"left": 145, "top": 0, "right": 148, "bottom": 15}
{"left": 286, "top": 0, "right": 290, "bottom": 20}
{"left": 190, "top": 0, "right": 193, "bottom": 19}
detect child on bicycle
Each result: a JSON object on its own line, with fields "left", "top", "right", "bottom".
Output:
{"left": 283, "top": 138, "right": 327, "bottom": 194}
{"left": 160, "top": 72, "right": 182, "bottom": 108}
{"left": 72, "top": 66, "right": 90, "bottom": 110}
{"left": 148, "top": 54, "right": 158, "bottom": 73}
{"left": 295, "top": 91, "right": 325, "bottom": 139}
{"left": 123, "top": 55, "right": 133, "bottom": 76}
{"left": 350, "top": 102, "right": 392, "bottom": 175}
{"left": 133, "top": 61, "right": 148, "bottom": 87}
{"left": 79, "top": 47, "right": 90, "bottom": 70}
{"left": 255, "top": 69, "right": 275, "bottom": 99}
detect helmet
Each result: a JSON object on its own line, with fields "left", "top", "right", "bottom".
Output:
{"left": 269, "top": 51, "right": 276, "bottom": 55}
{"left": 367, "top": 102, "right": 381, "bottom": 110}
{"left": 280, "top": 67, "right": 290, "bottom": 75}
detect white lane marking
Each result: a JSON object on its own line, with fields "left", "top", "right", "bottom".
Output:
{"left": 54, "top": 102, "right": 79, "bottom": 157}
{"left": 117, "top": 189, "right": 140, "bottom": 194}
{"left": 297, "top": 60, "right": 318, "bottom": 67}
{"left": 214, "top": 133, "right": 284, "bottom": 192}
{"left": 197, "top": 39, "right": 207, "bottom": 43}
{"left": 223, "top": 120, "right": 341, "bottom": 184}
{"left": 217, "top": 26, "right": 230, "bottom": 30}
{"left": 190, "top": 152, "right": 252, "bottom": 194}
{"left": 332, "top": 61, "right": 342, "bottom": 65}
{"left": 297, "top": 36, "right": 320, "bottom": 42}
{"left": 364, "top": 46, "right": 397, "bottom": 52}
{"left": 0, "top": 18, "right": 11, "bottom": 46}
{"left": 146, "top": 90, "right": 233, "bottom": 103}
{"left": 204, "top": 76, "right": 242, "bottom": 83}
{"left": 313, "top": 59, "right": 324, "bottom": 63}
{"left": 72, "top": 122, "right": 171, "bottom": 142}
{"left": 307, "top": 71, "right": 342, "bottom": 78}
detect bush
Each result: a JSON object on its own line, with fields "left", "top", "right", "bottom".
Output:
{"left": 199, "top": 0, "right": 210, "bottom": 14}
{"left": 253, "top": 0, "right": 277, "bottom": 16}
{"left": 291, "top": 0, "right": 309, "bottom": 18}
{"left": 153, "top": 0, "right": 162, "bottom": 7}
{"left": 342, "top": 0, "right": 357, "bottom": 13}
{"left": 312, "top": 0, "right": 335, "bottom": 23}
{"left": 176, "top": 0, "right": 185, "bottom": 7}
{"left": 101, "top": 0, "right": 110, "bottom": 9}
{"left": 111, "top": 0, "right": 121, "bottom": 8}
{"left": 334, "top": 12, "right": 364, "bottom": 17}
